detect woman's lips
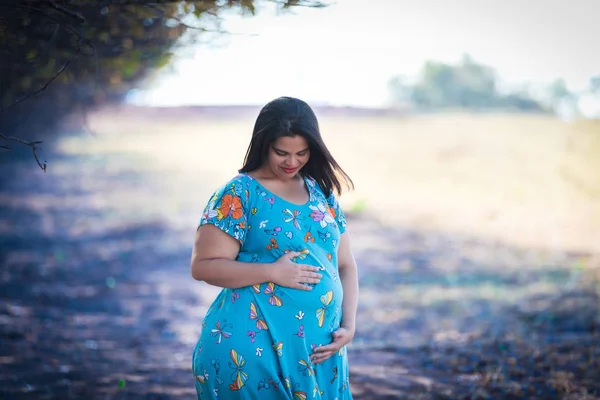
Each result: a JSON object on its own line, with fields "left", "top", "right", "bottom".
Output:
{"left": 281, "top": 167, "right": 298, "bottom": 174}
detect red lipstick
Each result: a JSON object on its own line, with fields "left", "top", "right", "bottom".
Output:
{"left": 281, "top": 167, "right": 298, "bottom": 174}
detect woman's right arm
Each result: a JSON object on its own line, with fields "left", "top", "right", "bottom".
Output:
{"left": 190, "top": 224, "right": 322, "bottom": 290}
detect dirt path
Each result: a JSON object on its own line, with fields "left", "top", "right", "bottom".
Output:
{"left": 1, "top": 133, "right": 600, "bottom": 399}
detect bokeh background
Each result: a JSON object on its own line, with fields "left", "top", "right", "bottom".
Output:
{"left": 1, "top": 1, "right": 599, "bottom": 399}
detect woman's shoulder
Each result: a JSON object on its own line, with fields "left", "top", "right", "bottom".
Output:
{"left": 212, "top": 173, "right": 251, "bottom": 192}
{"left": 205, "top": 173, "right": 252, "bottom": 204}
{"left": 225, "top": 172, "right": 251, "bottom": 186}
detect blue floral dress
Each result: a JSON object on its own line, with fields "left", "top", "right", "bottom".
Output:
{"left": 193, "top": 172, "right": 352, "bottom": 400}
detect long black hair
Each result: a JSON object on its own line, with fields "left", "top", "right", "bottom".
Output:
{"left": 239, "top": 96, "right": 353, "bottom": 198}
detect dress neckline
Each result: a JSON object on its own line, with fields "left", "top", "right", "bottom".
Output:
{"left": 241, "top": 172, "right": 312, "bottom": 207}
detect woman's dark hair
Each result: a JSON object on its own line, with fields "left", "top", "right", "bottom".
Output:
{"left": 239, "top": 96, "right": 353, "bottom": 197}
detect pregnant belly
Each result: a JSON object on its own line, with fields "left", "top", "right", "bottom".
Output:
{"left": 250, "top": 275, "right": 344, "bottom": 349}
{"left": 272, "top": 273, "right": 343, "bottom": 326}
{"left": 234, "top": 249, "right": 345, "bottom": 334}
{"left": 203, "top": 273, "right": 344, "bottom": 347}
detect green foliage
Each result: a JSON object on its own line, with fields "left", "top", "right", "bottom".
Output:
{"left": 389, "top": 54, "right": 545, "bottom": 112}
{"left": 0, "top": 0, "right": 327, "bottom": 141}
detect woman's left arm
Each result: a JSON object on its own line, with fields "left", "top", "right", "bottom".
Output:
{"left": 310, "top": 231, "right": 359, "bottom": 364}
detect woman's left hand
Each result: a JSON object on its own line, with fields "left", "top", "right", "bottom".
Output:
{"left": 310, "top": 327, "right": 354, "bottom": 365}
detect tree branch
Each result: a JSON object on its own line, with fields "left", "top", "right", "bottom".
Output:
{"left": 0, "top": 39, "right": 82, "bottom": 114}
{"left": 145, "top": 4, "right": 255, "bottom": 35}
{"left": 145, "top": 4, "right": 217, "bottom": 32}
{"left": 0, "top": 3, "right": 95, "bottom": 112}
{"left": 0, "top": 133, "right": 47, "bottom": 172}
{"left": 48, "top": 0, "right": 86, "bottom": 23}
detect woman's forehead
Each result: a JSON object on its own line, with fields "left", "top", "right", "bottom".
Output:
{"left": 272, "top": 135, "right": 309, "bottom": 151}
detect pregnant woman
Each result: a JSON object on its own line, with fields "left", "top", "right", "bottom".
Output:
{"left": 190, "top": 97, "right": 359, "bottom": 399}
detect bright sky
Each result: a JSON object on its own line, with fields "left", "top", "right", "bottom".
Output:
{"left": 128, "top": 0, "right": 600, "bottom": 108}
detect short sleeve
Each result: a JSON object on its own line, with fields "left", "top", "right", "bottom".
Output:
{"left": 198, "top": 176, "right": 249, "bottom": 245}
{"left": 326, "top": 191, "right": 347, "bottom": 234}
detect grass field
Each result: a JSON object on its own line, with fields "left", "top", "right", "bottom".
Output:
{"left": 73, "top": 107, "right": 600, "bottom": 254}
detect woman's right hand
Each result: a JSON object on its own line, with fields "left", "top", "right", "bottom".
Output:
{"left": 270, "top": 252, "right": 322, "bottom": 290}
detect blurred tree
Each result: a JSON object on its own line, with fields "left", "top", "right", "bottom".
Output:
{"left": 387, "top": 75, "right": 412, "bottom": 109}
{"left": 411, "top": 55, "right": 499, "bottom": 109}
{"left": 389, "top": 54, "right": 545, "bottom": 113}
{"left": 589, "top": 75, "right": 600, "bottom": 97}
{"left": 577, "top": 75, "right": 600, "bottom": 120}
{"left": 410, "top": 61, "right": 453, "bottom": 108}
{"left": 549, "top": 78, "right": 571, "bottom": 101}
{"left": 0, "top": 0, "right": 328, "bottom": 170}
{"left": 548, "top": 78, "right": 577, "bottom": 117}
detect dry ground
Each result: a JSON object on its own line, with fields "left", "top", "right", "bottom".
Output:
{"left": 1, "top": 107, "right": 599, "bottom": 399}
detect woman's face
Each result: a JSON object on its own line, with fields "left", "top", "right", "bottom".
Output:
{"left": 266, "top": 135, "right": 310, "bottom": 180}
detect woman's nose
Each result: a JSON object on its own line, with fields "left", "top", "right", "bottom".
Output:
{"left": 286, "top": 156, "right": 299, "bottom": 167}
